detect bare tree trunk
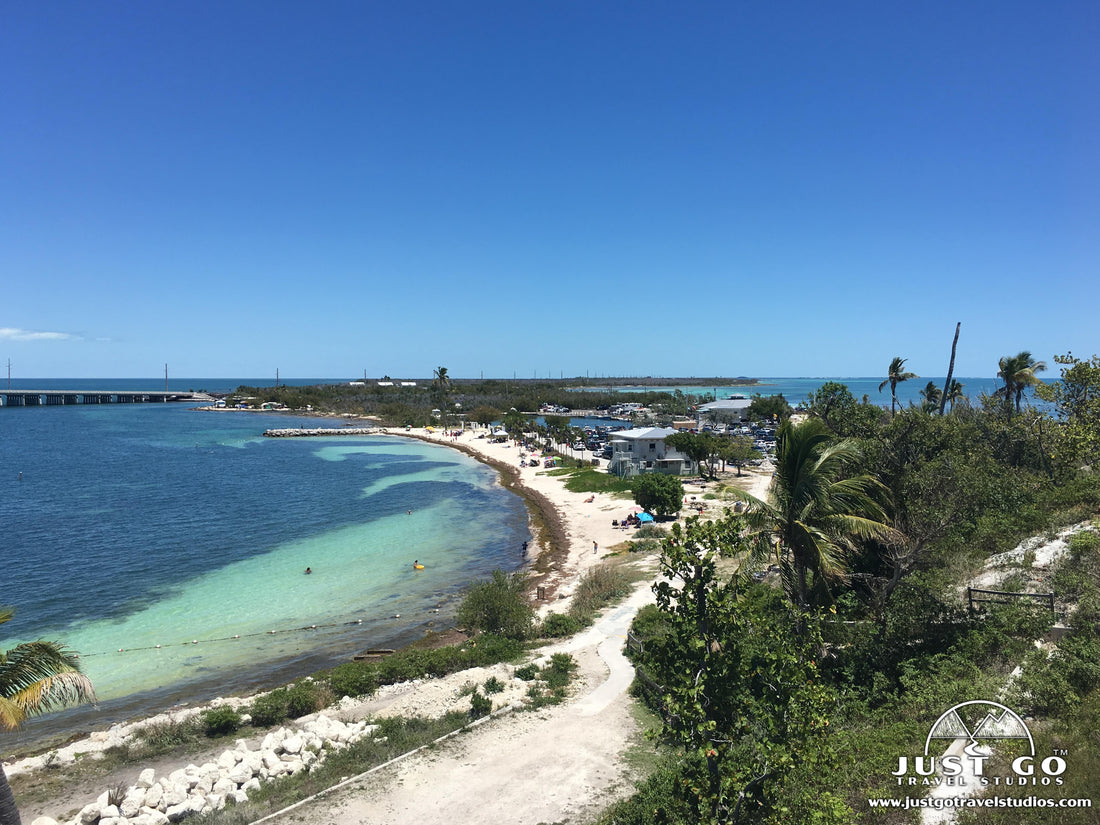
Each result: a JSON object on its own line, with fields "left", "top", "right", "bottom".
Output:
{"left": 939, "top": 322, "right": 961, "bottom": 415}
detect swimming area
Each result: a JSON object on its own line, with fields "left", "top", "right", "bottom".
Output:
{"left": 1, "top": 401, "right": 529, "bottom": 745}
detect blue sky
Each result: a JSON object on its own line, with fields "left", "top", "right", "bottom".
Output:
{"left": 3, "top": 2, "right": 1097, "bottom": 380}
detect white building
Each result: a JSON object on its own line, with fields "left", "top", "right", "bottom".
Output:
{"left": 608, "top": 427, "right": 695, "bottom": 477}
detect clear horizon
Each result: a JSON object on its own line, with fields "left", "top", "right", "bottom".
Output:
{"left": 4, "top": 2, "right": 1096, "bottom": 379}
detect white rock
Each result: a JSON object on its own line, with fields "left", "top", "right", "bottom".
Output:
{"left": 163, "top": 783, "right": 188, "bottom": 807}
{"left": 282, "top": 734, "right": 303, "bottom": 754}
{"left": 100, "top": 805, "right": 120, "bottom": 819}
{"left": 144, "top": 782, "right": 164, "bottom": 810}
{"left": 212, "top": 777, "right": 236, "bottom": 795}
{"left": 204, "top": 792, "right": 226, "bottom": 811}
{"left": 261, "top": 751, "right": 283, "bottom": 771}
{"left": 121, "top": 792, "right": 143, "bottom": 817}
{"left": 233, "top": 738, "right": 251, "bottom": 751}
{"left": 227, "top": 762, "right": 252, "bottom": 785}
{"left": 137, "top": 767, "right": 157, "bottom": 788}
{"left": 30, "top": 817, "right": 60, "bottom": 825}
{"left": 283, "top": 757, "right": 305, "bottom": 775}
{"left": 241, "top": 777, "right": 261, "bottom": 793}
{"left": 216, "top": 749, "right": 238, "bottom": 769}
{"left": 228, "top": 789, "right": 248, "bottom": 804}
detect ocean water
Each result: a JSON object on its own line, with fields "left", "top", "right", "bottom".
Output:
{"left": 591, "top": 377, "right": 1006, "bottom": 408}
{"left": 1, "top": 402, "right": 528, "bottom": 747}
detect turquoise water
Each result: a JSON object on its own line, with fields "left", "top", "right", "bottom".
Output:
{"left": 1, "top": 403, "right": 528, "bottom": 745}
{"left": 588, "top": 377, "right": 1005, "bottom": 407}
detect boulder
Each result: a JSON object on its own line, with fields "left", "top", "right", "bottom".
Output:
{"left": 216, "top": 749, "right": 238, "bottom": 769}
{"left": 143, "top": 782, "right": 165, "bottom": 811}
{"left": 137, "top": 768, "right": 157, "bottom": 788}
{"left": 227, "top": 789, "right": 248, "bottom": 804}
{"left": 241, "top": 777, "right": 261, "bottom": 793}
{"left": 30, "top": 817, "right": 60, "bottom": 825}
{"left": 227, "top": 762, "right": 252, "bottom": 785}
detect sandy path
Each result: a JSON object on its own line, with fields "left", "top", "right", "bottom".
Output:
{"left": 270, "top": 585, "right": 657, "bottom": 825}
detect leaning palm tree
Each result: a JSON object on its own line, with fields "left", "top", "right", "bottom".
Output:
{"left": 1, "top": 607, "right": 96, "bottom": 825}
{"left": 878, "top": 356, "right": 918, "bottom": 416}
{"left": 997, "top": 351, "right": 1047, "bottom": 413}
{"left": 735, "top": 419, "right": 891, "bottom": 611}
{"left": 919, "top": 381, "right": 942, "bottom": 413}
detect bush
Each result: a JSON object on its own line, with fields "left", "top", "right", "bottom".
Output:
{"left": 248, "top": 691, "right": 289, "bottom": 728}
{"left": 540, "top": 612, "right": 584, "bottom": 638}
{"left": 469, "top": 690, "right": 492, "bottom": 719}
{"left": 200, "top": 706, "right": 242, "bottom": 738}
{"left": 515, "top": 663, "right": 539, "bottom": 681}
{"left": 483, "top": 676, "right": 504, "bottom": 694}
{"left": 569, "top": 564, "right": 630, "bottom": 622}
{"left": 456, "top": 569, "right": 534, "bottom": 640}
{"left": 326, "top": 661, "right": 380, "bottom": 698}
{"left": 285, "top": 680, "right": 332, "bottom": 719}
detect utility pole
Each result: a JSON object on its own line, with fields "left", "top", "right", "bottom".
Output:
{"left": 276, "top": 368, "right": 280, "bottom": 387}
{"left": 165, "top": 363, "right": 168, "bottom": 392}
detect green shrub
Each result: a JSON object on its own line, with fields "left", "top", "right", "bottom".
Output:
{"left": 540, "top": 612, "right": 583, "bottom": 638}
{"left": 326, "top": 661, "right": 380, "bottom": 698}
{"left": 456, "top": 569, "right": 534, "bottom": 640}
{"left": 200, "top": 706, "right": 242, "bottom": 738}
{"left": 515, "top": 663, "right": 539, "bottom": 681}
{"left": 633, "top": 524, "right": 666, "bottom": 539}
{"left": 469, "top": 690, "right": 492, "bottom": 719}
{"left": 483, "top": 676, "right": 504, "bottom": 694}
{"left": 1069, "top": 529, "right": 1100, "bottom": 553}
{"left": 248, "top": 691, "right": 290, "bottom": 727}
{"left": 543, "top": 653, "right": 577, "bottom": 690}
{"left": 285, "top": 680, "right": 332, "bottom": 719}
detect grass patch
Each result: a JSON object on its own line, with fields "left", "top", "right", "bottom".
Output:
{"left": 542, "top": 467, "right": 633, "bottom": 495}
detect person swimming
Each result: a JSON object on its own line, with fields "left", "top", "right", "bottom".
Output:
{"left": 305, "top": 567, "right": 312, "bottom": 574}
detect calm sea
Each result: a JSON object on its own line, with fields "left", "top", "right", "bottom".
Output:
{"left": 1, "top": 392, "right": 529, "bottom": 750}
{"left": 590, "top": 377, "right": 1005, "bottom": 408}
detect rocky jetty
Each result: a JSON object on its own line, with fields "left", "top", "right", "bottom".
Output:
{"left": 262, "top": 427, "right": 376, "bottom": 437}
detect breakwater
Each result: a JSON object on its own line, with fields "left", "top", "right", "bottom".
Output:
{"left": 263, "top": 427, "right": 377, "bottom": 437}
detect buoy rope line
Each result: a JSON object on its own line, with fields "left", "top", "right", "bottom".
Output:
{"left": 80, "top": 617, "right": 379, "bottom": 658}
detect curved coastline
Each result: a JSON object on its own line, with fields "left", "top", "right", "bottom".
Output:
{"left": 5, "top": 424, "right": 583, "bottom": 760}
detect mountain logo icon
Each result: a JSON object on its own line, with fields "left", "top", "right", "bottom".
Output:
{"left": 924, "top": 700, "right": 1033, "bottom": 756}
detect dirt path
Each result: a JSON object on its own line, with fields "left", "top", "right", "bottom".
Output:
{"left": 267, "top": 586, "right": 657, "bottom": 825}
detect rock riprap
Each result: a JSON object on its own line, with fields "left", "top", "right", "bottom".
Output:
{"left": 39, "top": 715, "right": 376, "bottom": 825}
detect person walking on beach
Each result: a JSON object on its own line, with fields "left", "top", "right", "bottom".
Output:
{"left": 593, "top": 540, "right": 598, "bottom": 555}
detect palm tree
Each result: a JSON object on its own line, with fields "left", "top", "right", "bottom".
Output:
{"left": 997, "top": 351, "right": 1047, "bottom": 413}
{"left": 919, "top": 381, "right": 942, "bottom": 413}
{"left": 736, "top": 419, "right": 891, "bottom": 611}
{"left": 878, "top": 357, "right": 918, "bottom": 416}
{"left": 1, "top": 607, "right": 96, "bottom": 825}
{"left": 943, "top": 379, "right": 965, "bottom": 412}
{"left": 432, "top": 366, "right": 450, "bottom": 391}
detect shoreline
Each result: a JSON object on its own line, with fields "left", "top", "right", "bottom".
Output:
{"left": 3, "top": 422, "right": 631, "bottom": 763}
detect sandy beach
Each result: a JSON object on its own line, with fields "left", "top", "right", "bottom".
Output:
{"left": 8, "top": 422, "right": 774, "bottom": 825}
